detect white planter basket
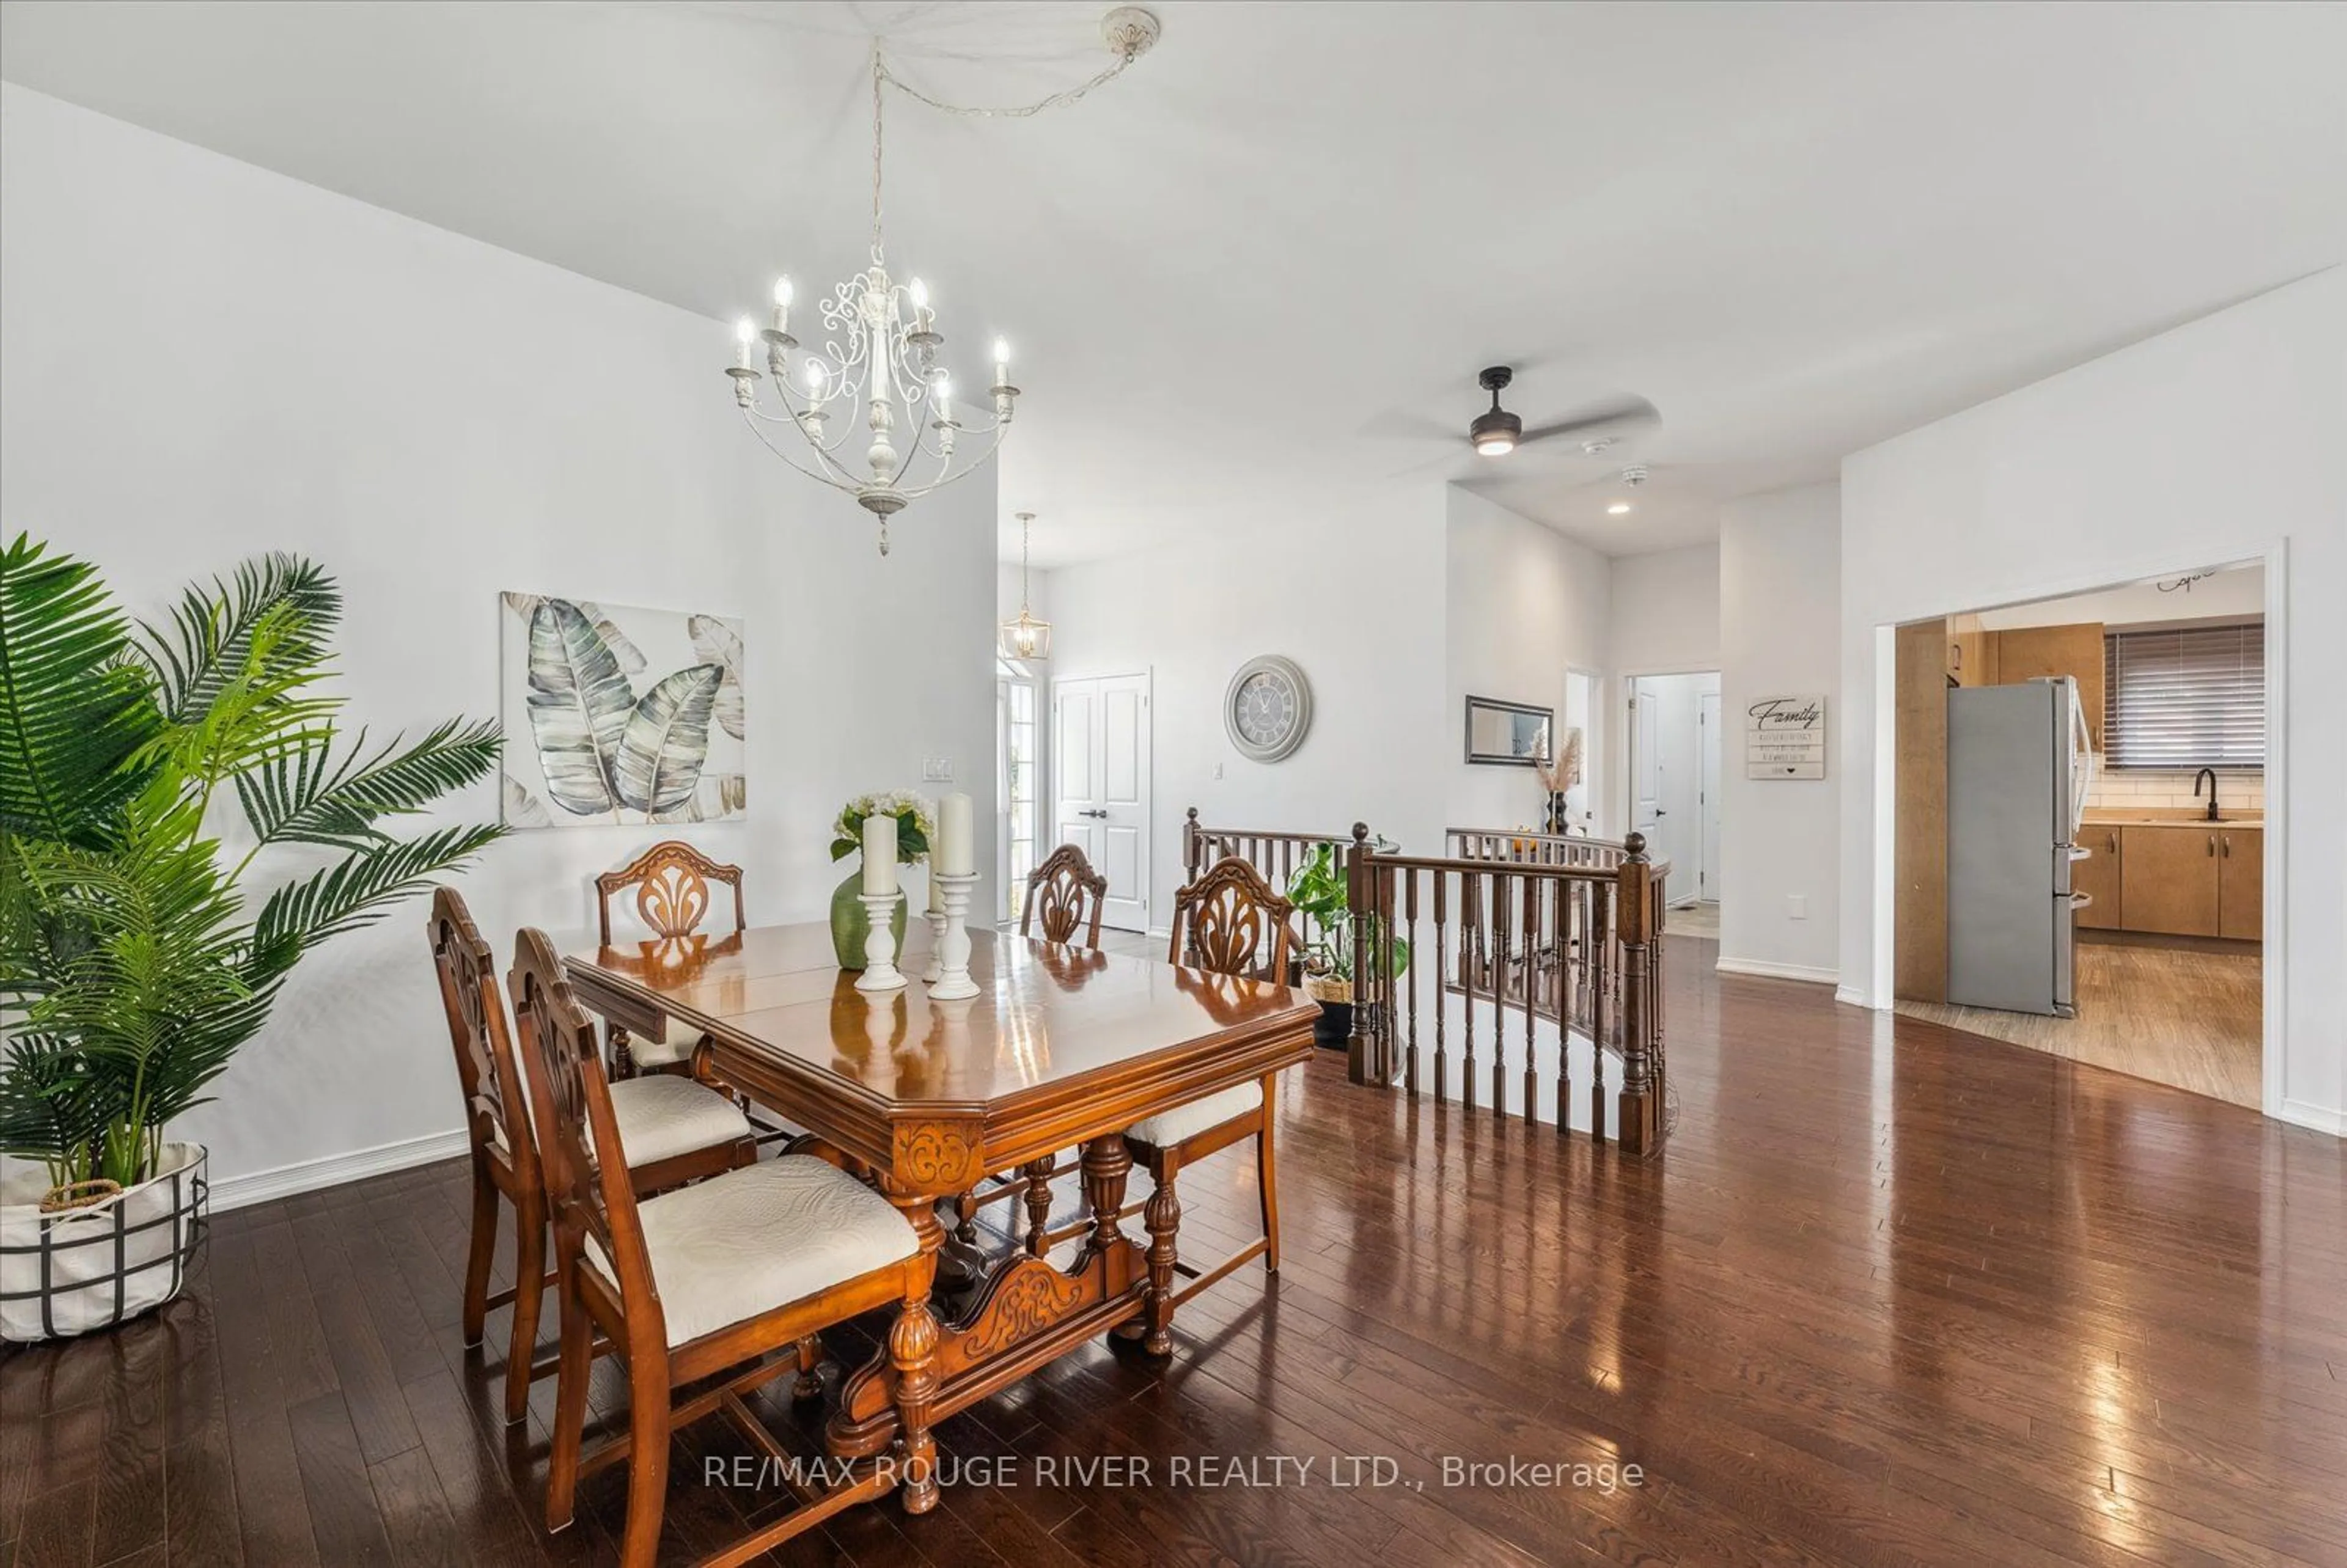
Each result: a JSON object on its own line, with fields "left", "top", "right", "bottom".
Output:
{"left": 0, "top": 1141, "right": 208, "bottom": 1343}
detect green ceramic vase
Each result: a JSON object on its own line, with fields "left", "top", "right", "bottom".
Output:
{"left": 831, "top": 865, "right": 908, "bottom": 970}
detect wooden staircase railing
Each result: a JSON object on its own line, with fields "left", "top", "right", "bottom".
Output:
{"left": 1346, "top": 827, "right": 1669, "bottom": 1154}
{"left": 1181, "top": 808, "right": 1367, "bottom": 967}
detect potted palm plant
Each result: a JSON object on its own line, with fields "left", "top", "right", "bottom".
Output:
{"left": 0, "top": 537, "right": 503, "bottom": 1339}
{"left": 1285, "top": 841, "right": 1409, "bottom": 1050}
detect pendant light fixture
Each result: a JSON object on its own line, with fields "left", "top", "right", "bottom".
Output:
{"left": 999, "top": 512, "right": 1052, "bottom": 660}
{"left": 727, "top": 9, "right": 1160, "bottom": 556}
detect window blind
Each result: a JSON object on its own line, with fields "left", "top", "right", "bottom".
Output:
{"left": 2103, "top": 622, "right": 2264, "bottom": 770}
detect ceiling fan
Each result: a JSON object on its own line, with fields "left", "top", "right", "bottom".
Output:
{"left": 1466, "top": 365, "right": 1658, "bottom": 456}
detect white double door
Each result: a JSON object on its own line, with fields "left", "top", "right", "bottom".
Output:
{"left": 1052, "top": 673, "right": 1151, "bottom": 932}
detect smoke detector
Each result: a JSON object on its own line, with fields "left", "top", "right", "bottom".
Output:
{"left": 1620, "top": 464, "right": 1650, "bottom": 486}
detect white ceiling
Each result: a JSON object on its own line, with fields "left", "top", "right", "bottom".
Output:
{"left": 4, "top": 1, "right": 2342, "bottom": 566}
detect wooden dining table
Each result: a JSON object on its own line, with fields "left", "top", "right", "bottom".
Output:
{"left": 559, "top": 919, "right": 1315, "bottom": 1512}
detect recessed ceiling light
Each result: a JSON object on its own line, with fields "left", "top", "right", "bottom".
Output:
{"left": 1607, "top": 502, "right": 1632, "bottom": 515}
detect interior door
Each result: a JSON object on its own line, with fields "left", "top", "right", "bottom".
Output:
{"left": 1698, "top": 690, "right": 1722, "bottom": 903}
{"left": 1629, "top": 686, "right": 1663, "bottom": 854}
{"left": 1052, "top": 673, "right": 1151, "bottom": 932}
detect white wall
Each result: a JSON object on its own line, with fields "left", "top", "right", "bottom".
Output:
{"left": 1839, "top": 268, "right": 2345, "bottom": 1133}
{"left": 1041, "top": 495, "right": 1447, "bottom": 931}
{"left": 0, "top": 86, "right": 997, "bottom": 1194}
{"left": 1445, "top": 488, "right": 1612, "bottom": 834}
{"left": 1719, "top": 483, "right": 1843, "bottom": 981}
{"left": 1611, "top": 542, "right": 1722, "bottom": 674}
{"left": 1978, "top": 562, "right": 2263, "bottom": 629}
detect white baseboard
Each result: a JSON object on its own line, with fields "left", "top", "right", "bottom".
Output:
{"left": 1715, "top": 956, "right": 1839, "bottom": 986}
{"left": 2279, "top": 1099, "right": 2347, "bottom": 1137}
{"left": 209, "top": 1127, "right": 471, "bottom": 1213}
{"left": 1833, "top": 984, "right": 1872, "bottom": 1009}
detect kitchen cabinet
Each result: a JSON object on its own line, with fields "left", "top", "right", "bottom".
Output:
{"left": 1946, "top": 614, "right": 1997, "bottom": 687}
{"left": 2218, "top": 827, "right": 2263, "bottom": 940}
{"left": 1991, "top": 622, "right": 2104, "bottom": 750}
{"left": 2120, "top": 826, "right": 2220, "bottom": 937}
{"left": 2072, "top": 827, "right": 2122, "bottom": 931}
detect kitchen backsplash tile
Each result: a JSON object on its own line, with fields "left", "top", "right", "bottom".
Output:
{"left": 2087, "top": 761, "right": 2264, "bottom": 812}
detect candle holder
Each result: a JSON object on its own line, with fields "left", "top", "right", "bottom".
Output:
{"left": 854, "top": 891, "right": 908, "bottom": 992}
{"left": 927, "top": 873, "right": 981, "bottom": 1001}
{"left": 920, "top": 902, "right": 949, "bottom": 985}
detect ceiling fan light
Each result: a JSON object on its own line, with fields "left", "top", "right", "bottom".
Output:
{"left": 1469, "top": 407, "right": 1522, "bottom": 457}
{"left": 1607, "top": 502, "right": 1632, "bottom": 515}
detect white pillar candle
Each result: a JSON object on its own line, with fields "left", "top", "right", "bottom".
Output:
{"left": 938, "top": 792, "right": 974, "bottom": 876}
{"left": 862, "top": 811, "right": 898, "bottom": 896}
{"left": 928, "top": 870, "right": 945, "bottom": 915}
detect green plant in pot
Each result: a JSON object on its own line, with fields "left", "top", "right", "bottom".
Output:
{"left": 827, "top": 791, "right": 933, "bottom": 970}
{"left": 1285, "top": 840, "right": 1409, "bottom": 1050}
{"left": 0, "top": 537, "right": 502, "bottom": 1337}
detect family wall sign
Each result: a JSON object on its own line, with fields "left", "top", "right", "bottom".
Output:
{"left": 1746, "top": 694, "right": 1826, "bottom": 780}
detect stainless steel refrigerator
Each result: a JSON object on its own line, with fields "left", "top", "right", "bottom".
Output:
{"left": 1947, "top": 676, "right": 2095, "bottom": 1017}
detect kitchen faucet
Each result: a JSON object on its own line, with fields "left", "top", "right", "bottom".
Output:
{"left": 2193, "top": 768, "right": 2220, "bottom": 821}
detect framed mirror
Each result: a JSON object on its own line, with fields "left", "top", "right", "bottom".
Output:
{"left": 1464, "top": 695, "right": 1553, "bottom": 766}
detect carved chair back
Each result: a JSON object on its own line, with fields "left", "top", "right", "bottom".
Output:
{"left": 428, "top": 887, "right": 533, "bottom": 1176}
{"left": 1169, "top": 855, "right": 1296, "bottom": 982}
{"left": 509, "top": 928, "right": 663, "bottom": 1338}
{"left": 595, "top": 840, "right": 746, "bottom": 947}
{"left": 1019, "top": 843, "right": 1108, "bottom": 947}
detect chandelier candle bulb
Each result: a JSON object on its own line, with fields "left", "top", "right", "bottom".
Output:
{"left": 862, "top": 811, "right": 898, "bottom": 896}
{"left": 938, "top": 792, "right": 975, "bottom": 876}
{"left": 771, "top": 276, "right": 792, "bottom": 334}
{"left": 734, "top": 318, "right": 756, "bottom": 370}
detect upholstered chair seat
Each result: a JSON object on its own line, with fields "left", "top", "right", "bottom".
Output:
{"left": 1124, "top": 1082, "right": 1264, "bottom": 1149}
{"left": 583, "top": 1155, "right": 917, "bottom": 1348}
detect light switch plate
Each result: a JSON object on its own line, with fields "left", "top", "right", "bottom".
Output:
{"left": 922, "top": 757, "right": 955, "bottom": 783}
{"left": 1787, "top": 895, "right": 1807, "bottom": 920}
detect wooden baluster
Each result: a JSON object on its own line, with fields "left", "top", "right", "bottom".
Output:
{"left": 1370, "top": 844, "right": 1389, "bottom": 1089}
{"left": 1404, "top": 868, "right": 1420, "bottom": 1096}
{"left": 1522, "top": 872, "right": 1540, "bottom": 1125}
{"left": 1461, "top": 868, "right": 1478, "bottom": 1113}
{"left": 1589, "top": 881, "right": 1610, "bottom": 1142}
{"left": 1490, "top": 868, "right": 1509, "bottom": 1120}
{"left": 1433, "top": 868, "right": 1449, "bottom": 1104}
{"left": 1345, "top": 824, "right": 1373, "bottom": 1086}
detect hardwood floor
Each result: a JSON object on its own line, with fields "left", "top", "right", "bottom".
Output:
{"left": 6, "top": 937, "right": 2341, "bottom": 1567}
{"left": 1894, "top": 934, "right": 2262, "bottom": 1108}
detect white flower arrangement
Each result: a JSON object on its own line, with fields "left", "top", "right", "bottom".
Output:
{"left": 829, "top": 790, "right": 938, "bottom": 865}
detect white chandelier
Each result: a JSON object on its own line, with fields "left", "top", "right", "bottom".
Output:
{"left": 727, "top": 12, "right": 1160, "bottom": 555}
{"left": 999, "top": 511, "right": 1052, "bottom": 659}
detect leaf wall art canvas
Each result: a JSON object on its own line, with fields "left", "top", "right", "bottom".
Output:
{"left": 498, "top": 593, "right": 747, "bottom": 828}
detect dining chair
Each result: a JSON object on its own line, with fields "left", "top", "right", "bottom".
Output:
{"left": 944, "top": 843, "right": 1112, "bottom": 1248}
{"left": 594, "top": 840, "right": 745, "bottom": 1078}
{"left": 1018, "top": 841, "right": 1109, "bottom": 947}
{"left": 1120, "top": 855, "right": 1295, "bottom": 1350}
{"left": 427, "top": 886, "right": 758, "bottom": 1423}
{"left": 507, "top": 927, "right": 931, "bottom": 1566}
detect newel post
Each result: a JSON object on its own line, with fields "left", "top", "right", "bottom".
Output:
{"left": 1615, "top": 831, "right": 1656, "bottom": 1152}
{"left": 1345, "top": 822, "right": 1379, "bottom": 1086}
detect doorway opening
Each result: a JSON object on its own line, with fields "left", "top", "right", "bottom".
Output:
{"left": 1625, "top": 670, "right": 1722, "bottom": 939}
{"left": 1051, "top": 672, "right": 1151, "bottom": 933}
{"left": 1886, "top": 560, "right": 2267, "bottom": 1110}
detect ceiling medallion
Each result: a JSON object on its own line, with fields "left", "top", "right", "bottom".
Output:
{"left": 727, "top": 11, "right": 1160, "bottom": 555}
{"left": 1000, "top": 511, "right": 1053, "bottom": 660}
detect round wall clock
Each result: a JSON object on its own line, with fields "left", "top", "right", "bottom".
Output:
{"left": 1224, "top": 655, "right": 1313, "bottom": 763}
